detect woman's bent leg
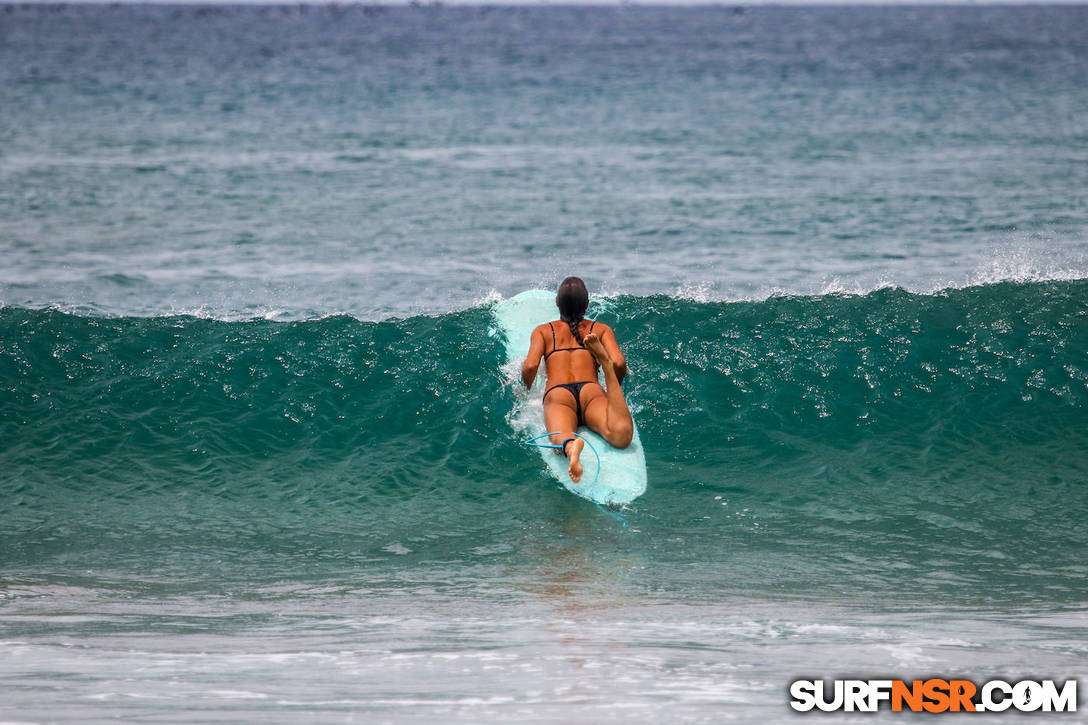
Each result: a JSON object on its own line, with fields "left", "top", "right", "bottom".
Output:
{"left": 581, "top": 336, "right": 634, "bottom": 449}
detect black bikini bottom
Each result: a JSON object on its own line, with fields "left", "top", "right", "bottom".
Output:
{"left": 543, "top": 381, "right": 596, "bottom": 427}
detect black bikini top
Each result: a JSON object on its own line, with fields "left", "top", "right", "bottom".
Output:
{"left": 544, "top": 320, "right": 598, "bottom": 367}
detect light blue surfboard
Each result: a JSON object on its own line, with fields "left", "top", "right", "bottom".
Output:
{"left": 493, "top": 289, "right": 647, "bottom": 506}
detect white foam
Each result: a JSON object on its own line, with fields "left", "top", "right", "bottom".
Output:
{"left": 817, "top": 277, "right": 897, "bottom": 297}
{"left": 965, "top": 245, "right": 1088, "bottom": 288}
{"left": 673, "top": 281, "right": 715, "bottom": 303}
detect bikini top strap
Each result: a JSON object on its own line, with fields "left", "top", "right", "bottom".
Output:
{"left": 544, "top": 320, "right": 598, "bottom": 360}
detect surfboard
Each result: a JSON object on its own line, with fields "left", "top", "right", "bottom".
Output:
{"left": 493, "top": 289, "right": 647, "bottom": 506}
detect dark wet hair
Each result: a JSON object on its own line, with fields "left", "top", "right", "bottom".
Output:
{"left": 556, "top": 276, "right": 589, "bottom": 345}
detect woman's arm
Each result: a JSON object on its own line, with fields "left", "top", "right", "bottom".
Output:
{"left": 521, "top": 326, "right": 545, "bottom": 389}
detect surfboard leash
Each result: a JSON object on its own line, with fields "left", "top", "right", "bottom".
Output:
{"left": 522, "top": 432, "right": 629, "bottom": 529}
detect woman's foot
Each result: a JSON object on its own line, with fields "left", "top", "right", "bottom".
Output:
{"left": 566, "top": 437, "right": 585, "bottom": 484}
{"left": 582, "top": 332, "right": 611, "bottom": 369}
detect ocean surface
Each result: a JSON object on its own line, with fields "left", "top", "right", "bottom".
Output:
{"left": 2, "top": 4, "right": 1087, "bottom": 722}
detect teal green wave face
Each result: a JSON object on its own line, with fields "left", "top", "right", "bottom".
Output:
{"left": 2, "top": 279, "right": 1086, "bottom": 605}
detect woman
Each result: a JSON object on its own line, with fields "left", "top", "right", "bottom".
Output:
{"left": 521, "top": 277, "right": 634, "bottom": 484}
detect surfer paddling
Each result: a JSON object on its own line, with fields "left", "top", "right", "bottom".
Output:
{"left": 521, "top": 277, "right": 634, "bottom": 484}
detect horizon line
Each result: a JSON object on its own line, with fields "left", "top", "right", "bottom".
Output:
{"left": 6, "top": 0, "right": 1088, "bottom": 6}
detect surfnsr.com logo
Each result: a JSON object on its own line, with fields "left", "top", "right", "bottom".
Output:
{"left": 789, "top": 679, "right": 1077, "bottom": 713}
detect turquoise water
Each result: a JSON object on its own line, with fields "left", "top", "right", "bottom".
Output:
{"left": 2, "top": 5, "right": 1087, "bottom": 721}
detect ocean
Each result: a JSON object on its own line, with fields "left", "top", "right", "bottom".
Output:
{"left": 1, "top": 4, "right": 1086, "bottom": 721}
